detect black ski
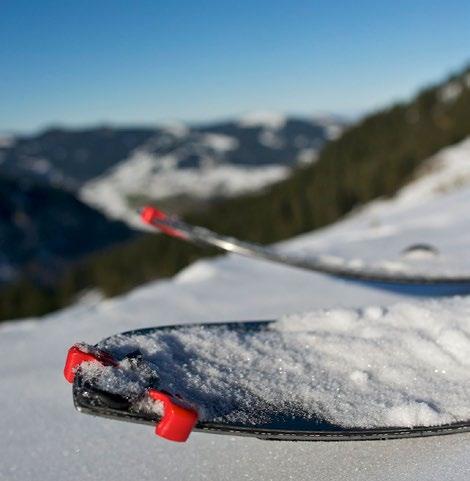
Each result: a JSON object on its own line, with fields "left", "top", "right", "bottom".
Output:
{"left": 64, "top": 321, "right": 470, "bottom": 443}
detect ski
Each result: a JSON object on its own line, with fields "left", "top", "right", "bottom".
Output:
{"left": 139, "top": 206, "right": 470, "bottom": 293}
{"left": 64, "top": 321, "right": 470, "bottom": 443}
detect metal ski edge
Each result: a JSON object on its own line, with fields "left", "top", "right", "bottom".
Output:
{"left": 73, "top": 400, "right": 470, "bottom": 442}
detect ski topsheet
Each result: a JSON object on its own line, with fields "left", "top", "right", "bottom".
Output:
{"left": 64, "top": 318, "right": 470, "bottom": 443}
{"left": 139, "top": 206, "right": 470, "bottom": 293}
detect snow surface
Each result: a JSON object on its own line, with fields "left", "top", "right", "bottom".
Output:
{"left": 2, "top": 138, "right": 470, "bottom": 480}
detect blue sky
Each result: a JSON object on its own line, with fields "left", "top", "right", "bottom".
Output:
{"left": 1, "top": 0, "right": 470, "bottom": 133}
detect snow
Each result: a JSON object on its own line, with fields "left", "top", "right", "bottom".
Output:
{"left": 312, "top": 114, "right": 345, "bottom": 140}
{"left": 2, "top": 138, "right": 470, "bottom": 479}
{"left": 78, "top": 116, "right": 341, "bottom": 228}
{"left": 238, "top": 112, "right": 288, "bottom": 149}
{"left": 79, "top": 359, "right": 164, "bottom": 416}
{"left": 297, "top": 147, "right": 319, "bottom": 165}
{"left": 238, "top": 111, "right": 287, "bottom": 129}
{"left": 398, "top": 137, "right": 470, "bottom": 202}
{"left": 440, "top": 81, "right": 464, "bottom": 103}
{"left": 160, "top": 121, "right": 190, "bottom": 138}
{"left": 96, "top": 297, "right": 470, "bottom": 428}
{"left": 79, "top": 125, "right": 291, "bottom": 229}
{"left": 81, "top": 154, "right": 288, "bottom": 229}
{"left": 201, "top": 133, "right": 239, "bottom": 152}
{"left": 258, "top": 129, "right": 285, "bottom": 149}
{"left": 325, "top": 122, "right": 343, "bottom": 140}
{"left": 284, "top": 137, "right": 470, "bottom": 278}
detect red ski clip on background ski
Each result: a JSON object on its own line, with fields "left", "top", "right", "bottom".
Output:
{"left": 139, "top": 206, "right": 186, "bottom": 239}
{"left": 64, "top": 344, "right": 117, "bottom": 383}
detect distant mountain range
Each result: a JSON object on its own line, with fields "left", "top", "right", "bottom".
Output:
{"left": 0, "top": 113, "right": 344, "bottom": 286}
{"left": 0, "top": 113, "right": 345, "bottom": 227}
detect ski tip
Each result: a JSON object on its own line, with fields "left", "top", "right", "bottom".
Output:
{"left": 138, "top": 205, "right": 187, "bottom": 240}
{"left": 148, "top": 389, "right": 198, "bottom": 443}
{"left": 139, "top": 205, "right": 168, "bottom": 225}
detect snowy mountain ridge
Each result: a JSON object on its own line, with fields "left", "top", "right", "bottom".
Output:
{"left": 0, "top": 114, "right": 345, "bottom": 229}
{"left": 79, "top": 114, "right": 344, "bottom": 227}
{"left": 79, "top": 147, "right": 289, "bottom": 228}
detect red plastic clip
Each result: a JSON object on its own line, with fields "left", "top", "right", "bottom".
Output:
{"left": 140, "top": 205, "right": 167, "bottom": 224}
{"left": 140, "top": 206, "right": 185, "bottom": 239}
{"left": 148, "top": 389, "right": 198, "bottom": 442}
{"left": 64, "top": 344, "right": 117, "bottom": 383}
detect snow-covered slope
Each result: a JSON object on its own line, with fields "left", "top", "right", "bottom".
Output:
{"left": 80, "top": 153, "right": 288, "bottom": 229}
{"left": 79, "top": 115, "right": 343, "bottom": 228}
{"left": 1, "top": 138, "right": 470, "bottom": 480}
{"left": 283, "top": 137, "right": 470, "bottom": 277}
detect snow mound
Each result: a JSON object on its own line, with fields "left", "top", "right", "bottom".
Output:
{"left": 98, "top": 297, "right": 470, "bottom": 428}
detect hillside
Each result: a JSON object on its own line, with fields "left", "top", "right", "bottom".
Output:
{"left": 0, "top": 174, "right": 134, "bottom": 315}
{"left": 2, "top": 132, "right": 470, "bottom": 480}
{"left": 192, "top": 68, "right": 470, "bottom": 243}
{"left": 1, "top": 66, "right": 470, "bottom": 321}
{"left": 0, "top": 127, "right": 156, "bottom": 186}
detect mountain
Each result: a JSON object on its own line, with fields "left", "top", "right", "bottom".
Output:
{"left": 0, "top": 127, "right": 156, "bottom": 187}
{"left": 0, "top": 174, "right": 134, "bottom": 288}
{"left": 0, "top": 114, "right": 345, "bottom": 226}
{"left": 189, "top": 66, "right": 470, "bottom": 243}
{"left": 2, "top": 66, "right": 470, "bottom": 321}
{"left": 2, "top": 127, "right": 470, "bottom": 480}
